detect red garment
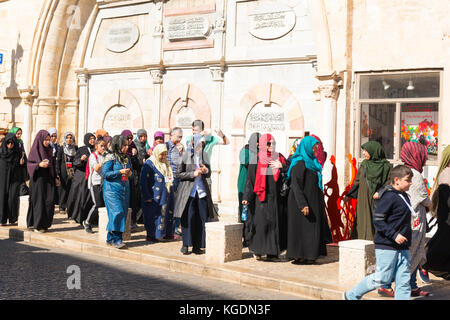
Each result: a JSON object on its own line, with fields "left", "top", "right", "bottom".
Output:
{"left": 311, "top": 134, "right": 326, "bottom": 167}
{"left": 400, "top": 141, "right": 428, "bottom": 173}
{"left": 253, "top": 134, "right": 286, "bottom": 202}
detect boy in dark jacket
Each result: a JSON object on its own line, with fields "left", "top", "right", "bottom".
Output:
{"left": 344, "top": 165, "right": 414, "bottom": 300}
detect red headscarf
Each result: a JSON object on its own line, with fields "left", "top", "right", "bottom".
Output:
{"left": 311, "top": 134, "right": 326, "bottom": 167}
{"left": 400, "top": 141, "right": 428, "bottom": 173}
{"left": 253, "top": 134, "right": 286, "bottom": 202}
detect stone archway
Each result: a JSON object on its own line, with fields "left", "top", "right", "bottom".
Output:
{"left": 232, "top": 83, "right": 304, "bottom": 140}
{"left": 161, "top": 83, "right": 212, "bottom": 130}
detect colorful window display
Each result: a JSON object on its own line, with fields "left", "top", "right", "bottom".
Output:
{"left": 401, "top": 103, "right": 438, "bottom": 159}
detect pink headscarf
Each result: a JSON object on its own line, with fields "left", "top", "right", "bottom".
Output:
{"left": 311, "top": 134, "right": 326, "bottom": 167}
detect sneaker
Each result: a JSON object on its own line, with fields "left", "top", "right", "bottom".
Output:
{"left": 377, "top": 287, "right": 394, "bottom": 297}
{"left": 114, "top": 241, "right": 127, "bottom": 249}
{"left": 418, "top": 268, "right": 431, "bottom": 283}
{"left": 82, "top": 220, "right": 93, "bottom": 234}
{"left": 411, "top": 287, "right": 431, "bottom": 297}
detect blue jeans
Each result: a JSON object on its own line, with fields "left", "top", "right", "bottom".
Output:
{"left": 346, "top": 249, "right": 411, "bottom": 300}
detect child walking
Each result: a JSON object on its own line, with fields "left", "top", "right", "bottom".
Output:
{"left": 344, "top": 165, "right": 414, "bottom": 300}
{"left": 83, "top": 139, "right": 106, "bottom": 233}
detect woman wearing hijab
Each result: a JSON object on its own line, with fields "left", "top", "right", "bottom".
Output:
{"left": 8, "top": 127, "right": 29, "bottom": 195}
{"left": 237, "top": 132, "right": 260, "bottom": 246}
{"left": 48, "top": 128, "right": 59, "bottom": 207}
{"left": 134, "top": 129, "right": 151, "bottom": 164}
{"left": 56, "top": 132, "right": 78, "bottom": 215}
{"left": 311, "top": 134, "right": 326, "bottom": 167}
{"left": 0, "top": 133, "right": 22, "bottom": 225}
{"left": 140, "top": 143, "right": 174, "bottom": 242}
{"left": 102, "top": 135, "right": 132, "bottom": 249}
{"left": 423, "top": 145, "right": 450, "bottom": 280}
{"left": 66, "top": 132, "right": 96, "bottom": 223}
{"left": 121, "top": 130, "right": 140, "bottom": 228}
{"left": 26, "top": 130, "right": 56, "bottom": 232}
{"left": 242, "top": 134, "right": 288, "bottom": 262}
{"left": 174, "top": 134, "right": 215, "bottom": 255}
{"left": 286, "top": 136, "right": 333, "bottom": 265}
{"left": 345, "top": 141, "right": 391, "bottom": 240}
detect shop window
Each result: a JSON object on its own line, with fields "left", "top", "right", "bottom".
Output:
{"left": 357, "top": 71, "right": 441, "bottom": 163}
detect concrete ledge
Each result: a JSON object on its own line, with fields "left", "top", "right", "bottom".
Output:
{"left": 339, "top": 239, "right": 376, "bottom": 285}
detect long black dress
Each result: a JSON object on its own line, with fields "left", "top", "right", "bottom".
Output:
{"left": 423, "top": 183, "right": 450, "bottom": 279}
{"left": 27, "top": 166, "right": 55, "bottom": 230}
{"left": 66, "top": 145, "right": 92, "bottom": 223}
{"left": 56, "top": 145, "right": 78, "bottom": 212}
{"left": 0, "top": 134, "right": 22, "bottom": 224}
{"left": 26, "top": 130, "right": 56, "bottom": 230}
{"left": 243, "top": 163, "right": 287, "bottom": 257}
{"left": 286, "top": 161, "right": 332, "bottom": 261}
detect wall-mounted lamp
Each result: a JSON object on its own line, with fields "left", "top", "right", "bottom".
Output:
{"left": 382, "top": 80, "right": 390, "bottom": 90}
{"left": 407, "top": 80, "right": 415, "bottom": 90}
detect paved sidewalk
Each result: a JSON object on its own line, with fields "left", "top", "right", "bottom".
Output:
{"left": 1, "top": 212, "right": 449, "bottom": 300}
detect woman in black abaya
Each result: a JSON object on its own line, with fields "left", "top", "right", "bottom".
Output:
{"left": 26, "top": 130, "right": 56, "bottom": 232}
{"left": 56, "top": 132, "right": 78, "bottom": 215}
{"left": 66, "top": 133, "right": 95, "bottom": 223}
{"left": 0, "top": 133, "right": 22, "bottom": 225}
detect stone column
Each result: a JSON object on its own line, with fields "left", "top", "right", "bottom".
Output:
{"left": 76, "top": 69, "right": 89, "bottom": 140}
{"left": 209, "top": 65, "right": 225, "bottom": 204}
{"left": 18, "top": 86, "right": 38, "bottom": 153}
{"left": 150, "top": 68, "right": 164, "bottom": 131}
{"left": 316, "top": 75, "right": 341, "bottom": 185}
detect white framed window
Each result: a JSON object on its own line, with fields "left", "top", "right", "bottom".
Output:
{"left": 355, "top": 70, "right": 442, "bottom": 165}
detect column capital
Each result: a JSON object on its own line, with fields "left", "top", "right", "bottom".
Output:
{"left": 209, "top": 65, "right": 224, "bottom": 82}
{"left": 213, "top": 16, "right": 226, "bottom": 34}
{"left": 149, "top": 68, "right": 164, "bottom": 84}
{"left": 18, "top": 86, "right": 38, "bottom": 106}
{"left": 75, "top": 68, "right": 90, "bottom": 87}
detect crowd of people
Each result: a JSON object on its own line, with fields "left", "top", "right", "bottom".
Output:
{"left": 0, "top": 122, "right": 449, "bottom": 300}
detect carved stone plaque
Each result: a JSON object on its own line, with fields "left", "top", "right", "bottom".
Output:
{"left": 165, "top": 15, "right": 211, "bottom": 41}
{"left": 176, "top": 106, "right": 195, "bottom": 128}
{"left": 248, "top": 2, "right": 296, "bottom": 40}
{"left": 103, "top": 105, "right": 133, "bottom": 134}
{"left": 104, "top": 21, "right": 140, "bottom": 53}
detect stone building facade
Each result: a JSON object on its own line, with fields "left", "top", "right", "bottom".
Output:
{"left": 0, "top": 0, "right": 449, "bottom": 220}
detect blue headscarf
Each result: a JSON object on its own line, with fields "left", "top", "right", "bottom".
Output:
{"left": 287, "top": 136, "right": 323, "bottom": 190}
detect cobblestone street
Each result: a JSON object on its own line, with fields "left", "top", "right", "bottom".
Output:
{"left": 0, "top": 238, "right": 301, "bottom": 300}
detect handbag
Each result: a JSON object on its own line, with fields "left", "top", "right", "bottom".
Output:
{"left": 280, "top": 175, "right": 290, "bottom": 198}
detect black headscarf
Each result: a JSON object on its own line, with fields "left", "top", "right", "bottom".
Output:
{"left": 84, "top": 133, "right": 95, "bottom": 151}
{"left": 0, "top": 133, "right": 20, "bottom": 164}
{"left": 27, "top": 130, "right": 54, "bottom": 180}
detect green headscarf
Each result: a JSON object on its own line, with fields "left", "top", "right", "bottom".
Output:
{"left": 360, "top": 141, "right": 391, "bottom": 195}
{"left": 431, "top": 145, "right": 450, "bottom": 213}
{"left": 8, "top": 127, "right": 23, "bottom": 146}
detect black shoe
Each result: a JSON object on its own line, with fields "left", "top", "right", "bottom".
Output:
{"left": 305, "top": 259, "right": 315, "bottom": 265}
{"left": 192, "top": 248, "right": 205, "bottom": 255}
{"left": 180, "top": 246, "right": 189, "bottom": 255}
{"left": 291, "top": 258, "right": 305, "bottom": 265}
{"left": 266, "top": 255, "right": 281, "bottom": 262}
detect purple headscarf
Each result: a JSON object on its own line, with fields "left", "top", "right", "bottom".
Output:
{"left": 153, "top": 131, "right": 165, "bottom": 148}
{"left": 121, "top": 129, "right": 137, "bottom": 157}
{"left": 27, "top": 130, "right": 54, "bottom": 180}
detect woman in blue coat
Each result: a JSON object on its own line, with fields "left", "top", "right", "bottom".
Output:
{"left": 140, "top": 143, "right": 174, "bottom": 242}
{"left": 102, "top": 135, "right": 132, "bottom": 249}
